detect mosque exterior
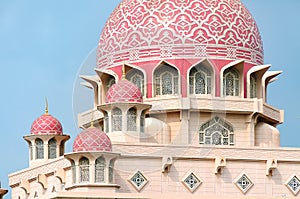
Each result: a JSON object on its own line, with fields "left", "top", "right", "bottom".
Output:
{"left": 8, "top": 0, "right": 300, "bottom": 198}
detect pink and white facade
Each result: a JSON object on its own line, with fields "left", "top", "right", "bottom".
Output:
{"left": 8, "top": 0, "right": 300, "bottom": 198}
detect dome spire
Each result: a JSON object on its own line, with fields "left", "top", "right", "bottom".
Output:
{"left": 45, "top": 97, "right": 49, "bottom": 115}
{"left": 122, "top": 63, "right": 126, "bottom": 80}
{"left": 90, "top": 110, "right": 95, "bottom": 128}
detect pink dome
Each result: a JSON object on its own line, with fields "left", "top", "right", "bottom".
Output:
{"left": 31, "top": 114, "right": 63, "bottom": 135}
{"left": 97, "top": 0, "right": 264, "bottom": 68}
{"left": 73, "top": 127, "right": 112, "bottom": 152}
{"left": 106, "top": 79, "right": 143, "bottom": 103}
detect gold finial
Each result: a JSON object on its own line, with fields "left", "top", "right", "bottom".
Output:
{"left": 122, "top": 63, "right": 126, "bottom": 80}
{"left": 45, "top": 97, "right": 49, "bottom": 115}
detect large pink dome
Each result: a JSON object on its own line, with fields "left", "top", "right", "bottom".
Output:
{"left": 97, "top": 0, "right": 264, "bottom": 68}
{"left": 31, "top": 114, "right": 63, "bottom": 135}
{"left": 73, "top": 127, "right": 112, "bottom": 152}
{"left": 106, "top": 79, "right": 143, "bottom": 103}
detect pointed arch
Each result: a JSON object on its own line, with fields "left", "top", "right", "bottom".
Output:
{"left": 127, "top": 107, "right": 137, "bottom": 131}
{"left": 199, "top": 117, "right": 234, "bottom": 146}
{"left": 125, "top": 64, "right": 146, "bottom": 96}
{"left": 188, "top": 60, "right": 214, "bottom": 95}
{"left": 48, "top": 138, "right": 57, "bottom": 159}
{"left": 246, "top": 65, "right": 270, "bottom": 99}
{"left": 95, "top": 157, "right": 105, "bottom": 183}
{"left": 223, "top": 67, "right": 240, "bottom": 96}
{"left": 112, "top": 107, "right": 122, "bottom": 131}
{"left": 79, "top": 157, "right": 90, "bottom": 183}
{"left": 35, "top": 138, "right": 44, "bottom": 159}
{"left": 153, "top": 61, "right": 180, "bottom": 96}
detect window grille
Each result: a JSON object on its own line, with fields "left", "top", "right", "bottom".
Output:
{"left": 35, "top": 139, "right": 44, "bottom": 159}
{"left": 189, "top": 65, "right": 212, "bottom": 95}
{"left": 154, "top": 64, "right": 179, "bottom": 96}
{"left": 199, "top": 117, "right": 234, "bottom": 146}
{"left": 112, "top": 108, "right": 122, "bottom": 131}
{"left": 126, "top": 69, "right": 144, "bottom": 95}
{"left": 48, "top": 138, "right": 57, "bottom": 159}
{"left": 95, "top": 157, "right": 105, "bottom": 183}
{"left": 127, "top": 108, "right": 137, "bottom": 131}
{"left": 79, "top": 157, "right": 90, "bottom": 183}
{"left": 223, "top": 68, "right": 240, "bottom": 96}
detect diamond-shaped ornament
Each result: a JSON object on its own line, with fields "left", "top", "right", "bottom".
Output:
{"left": 234, "top": 173, "right": 254, "bottom": 194}
{"left": 128, "top": 171, "right": 148, "bottom": 192}
{"left": 181, "top": 172, "right": 202, "bottom": 193}
{"left": 285, "top": 175, "right": 300, "bottom": 195}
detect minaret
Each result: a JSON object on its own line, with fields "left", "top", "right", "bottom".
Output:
{"left": 98, "top": 64, "right": 151, "bottom": 143}
{"left": 23, "top": 100, "right": 70, "bottom": 167}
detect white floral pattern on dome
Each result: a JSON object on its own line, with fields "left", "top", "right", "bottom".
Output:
{"left": 105, "top": 80, "right": 143, "bottom": 103}
{"left": 97, "top": 0, "right": 264, "bottom": 68}
{"left": 31, "top": 114, "right": 63, "bottom": 135}
{"left": 73, "top": 128, "right": 112, "bottom": 152}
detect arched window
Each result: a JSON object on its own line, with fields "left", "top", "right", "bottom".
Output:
{"left": 35, "top": 139, "right": 44, "bottom": 159}
{"left": 250, "top": 74, "right": 257, "bottom": 98}
{"left": 79, "top": 157, "right": 90, "bottom": 183}
{"left": 154, "top": 64, "right": 179, "bottom": 96}
{"left": 199, "top": 117, "right": 234, "bottom": 146}
{"left": 71, "top": 160, "right": 76, "bottom": 184}
{"left": 127, "top": 107, "right": 137, "bottom": 131}
{"left": 189, "top": 65, "right": 212, "bottom": 95}
{"left": 112, "top": 108, "right": 122, "bottom": 131}
{"left": 104, "top": 111, "right": 109, "bottom": 133}
{"left": 107, "top": 78, "right": 115, "bottom": 90}
{"left": 95, "top": 157, "right": 105, "bottom": 183}
{"left": 109, "top": 160, "right": 114, "bottom": 184}
{"left": 48, "top": 138, "right": 57, "bottom": 159}
{"left": 223, "top": 68, "right": 240, "bottom": 96}
{"left": 126, "top": 68, "right": 144, "bottom": 95}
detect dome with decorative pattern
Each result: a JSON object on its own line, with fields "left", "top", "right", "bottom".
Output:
{"left": 73, "top": 127, "right": 112, "bottom": 152}
{"left": 106, "top": 79, "right": 143, "bottom": 103}
{"left": 97, "top": 0, "right": 264, "bottom": 68}
{"left": 31, "top": 114, "right": 63, "bottom": 135}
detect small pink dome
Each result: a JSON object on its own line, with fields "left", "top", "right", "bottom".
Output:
{"left": 31, "top": 114, "right": 63, "bottom": 135}
{"left": 106, "top": 79, "right": 143, "bottom": 103}
{"left": 73, "top": 127, "right": 112, "bottom": 152}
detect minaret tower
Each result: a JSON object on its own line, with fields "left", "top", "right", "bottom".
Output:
{"left": 98, "top": 64, "right": 151, "bottom": 143}
{"left": 23, "top": 100, "right": 70, "bottom": 167}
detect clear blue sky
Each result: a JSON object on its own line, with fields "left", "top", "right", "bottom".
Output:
{"left": 1, "top": 0, "right": 300, "bottom": 198}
